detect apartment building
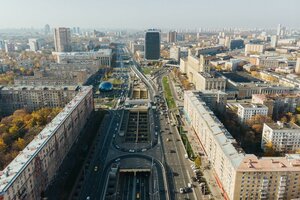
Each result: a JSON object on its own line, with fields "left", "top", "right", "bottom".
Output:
{"left": 245, "top": 44, "right": 265, "bottom": 56}
{"left": 180, "top": 55, "right": 226, "bottom": 91}
{"left": 188, "top": 90, "right": 227, "bottom": 113}
{"left": 0, "top": 86, "right": 93, "bottom": 200}
{"left": 0, "top": 86, "right": 81, "bottom": 116}
{"left": 252, "top": 93, "right": 300, "bottom": 120}
{"left": 184, "top": 91, "right": 300, "bottom": 200}
{"left": 237, "top": 103, "right": 268, "bottom": 122}
{"left": 262, "top": 122, "right": 300, "bottom": 152}
{"left": 52, "top": 49, "right": 112, "bottom": 67}
{"left": 14, "top": 69, "right": 88, "bottom": 86}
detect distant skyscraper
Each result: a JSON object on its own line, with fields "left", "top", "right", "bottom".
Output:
{"left": 44, "top": 24, "right": 50, "bottom": 35}
{"left": 296, "top": 57, "right": 300, "bottom": 74}
{"left": 167, "top": 31, "right": 177, "bottom": 43}
{"left": 28, "top": 39, "right": 40, "bottom": 51}
{"left": 54, "top": 27, "right": 71, "bottom": 52}
{"left": 277, "top": 24, "right": 281, "bottom": 36}
{"left": 144, "top": 29, "right": 160, "bottom": 60}
{"left": 276, "top": 24, "right": 286, "bottom": 36}
{"left": 271, "top": 35, "right": 278, "bottom": 48}
{"left": 72, "top": 27, "right": 80, "bottom": 35}
{"left": 4, "top": 40, "right": 15, "bottom": 52}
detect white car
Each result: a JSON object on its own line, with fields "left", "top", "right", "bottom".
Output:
{"left": 179, "top": 188, "right": 184, "bottom": 194}
{"left": 129, "top": 149, "right": 135, "bottom": 153}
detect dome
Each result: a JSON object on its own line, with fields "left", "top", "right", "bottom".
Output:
{"left": 99, "top": 81, "right": 113, "bottom": 92}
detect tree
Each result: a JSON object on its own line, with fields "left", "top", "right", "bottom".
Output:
{"left": 12, "top": 138, "right": 26, "bottom": 151}
{"left": 194, "top": 156, "right": 201, "bottom": 168}
{"left": 0, "top": 138, "right": 7, "bottom": 153}
{"left": 264, "top": 142, "right": 277, "bottom": 156}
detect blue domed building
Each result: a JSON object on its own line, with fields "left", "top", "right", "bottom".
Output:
{"left": 99, "top": 81, "right": 113, "bottom": 92}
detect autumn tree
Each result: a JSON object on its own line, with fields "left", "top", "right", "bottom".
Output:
{"left": 194, "top": 156, "right": 201, "bottom": 168}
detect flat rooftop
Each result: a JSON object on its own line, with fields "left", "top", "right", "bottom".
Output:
{"left": 186, "top": 91, "right": 245, "bottom": 169}
{"left": 237, "top": 103, "right": 267, "bottom": 109}
{"left": 0, "top": 85, "right": 79, "bottom": 91}
{"left": 265, "top": 122, "right": 300, "bottom": 130}
{"left": 221, "top": 72, "right": 261, "bottom": 83}
{"left": 0, "top": 86, "right": 92, "bottom": 192}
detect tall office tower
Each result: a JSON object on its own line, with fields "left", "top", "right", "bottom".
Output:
{"left": 167, "top": 31, "right": 177, "bottom": 43}
{"left": 144, "top": 29, "right": 160, "bottom": 60}
{"left": 270, "top": 35, "right": 278, "bottom": 48}
{"left": 28, "top": 38, "right": 39, "bottom": 51}
{"left": 54, "top": 27, "right": 71, "bottom": 52}
{"left": 277, "top": 24, "right": 281, "bottom": 36}
{"left": 296, "top": 57, "right": 300, "bottom": 74}
{"left": 44, "top": 24, "right": 50, "bottom": 35}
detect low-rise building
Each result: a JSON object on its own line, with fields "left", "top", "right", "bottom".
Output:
{"left": 0, "top": 86, "right": 93, "bottom": 200}
{"left": 252, "top": 93, "right": 300, "bottom": 120}
{"left": 52, "top": 49, "right": 112, "bottom": 67}
{"left": 237, "top": 103, "right": 268, "bottom": 122}
{"left": 262, "top": 122, "right": 300, "bottom": 152}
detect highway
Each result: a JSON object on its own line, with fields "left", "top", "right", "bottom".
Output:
{"left": 128, "top": 46, "right": 205, "bottom": 199}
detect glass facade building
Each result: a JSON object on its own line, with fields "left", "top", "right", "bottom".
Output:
{"left": 144, "top": 29, "right": 160, "bottom": 60}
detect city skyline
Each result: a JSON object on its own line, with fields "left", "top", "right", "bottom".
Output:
{"left": 0, "top": 0, "right": 299, "bottom": 29}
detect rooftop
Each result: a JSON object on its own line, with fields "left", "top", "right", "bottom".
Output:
{"left": 238, "top": 154, "right": 300, "bottom": 172}
{"left": 0, "top": 86, "right": 92, "bottom": 192}
{"left": 52, "top": 49, "right": 112, "bottom": 57}
{"left": 237, "top": 103, "right": 267, "bottom": 109}
{"left": 265, "top": 122, "right": 300, "bottom": 130}
{"left": 0, "top": 85, "right": 79, "bottom": 91}
{"left": 186, "top": 91, "right": 245, "bottom": 168}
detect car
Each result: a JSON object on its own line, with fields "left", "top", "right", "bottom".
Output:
{"left": 166, "top": 138, "right": 171, "bottom": 142}
{"left": 115, "top": 158, "right": 121, "bottom": 162}
{"left": 170, "top": 150, "right": 176, "bottom": 153}
{"left": 179, "top": 188, "right": 185, "bottom": 194}
{"left": 129, "top": 149, "right": 135, "bottom": 153}
{"left": 169, "top": 132, "right": 172, "bottom": 134}
{"left": 115, "top": 145, "right": 120, "bottom": 149}
{"left": 94, "top": 166, "right": 98, "bottom": 172}
{"left": 141, "top": 148, "right": 147, "bottom": 152}
{"left": 86, "top": 196, "right": 90, "bottom": 200}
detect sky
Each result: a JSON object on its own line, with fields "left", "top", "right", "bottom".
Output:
{"left": 0, "top": 0, "right": 299, "bottom": 29}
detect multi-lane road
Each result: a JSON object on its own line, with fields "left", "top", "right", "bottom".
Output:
{"left": 74, "top": 44, "right": 204, "bottom": 200}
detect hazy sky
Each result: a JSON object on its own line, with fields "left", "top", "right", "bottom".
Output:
{"left": 0, "top": 0, "right": 299, "bottom": 29}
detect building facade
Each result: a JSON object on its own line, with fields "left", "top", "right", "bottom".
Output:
{"left": 262, "top": 122, "right": 300, "bottom": 152}
{"left": 54, "top": 27, "right": 71, "bottom": 52}
{"left": 144, "top": 29, "right": 160, "bottom": 60}
{"left": 296, "top": 57, "right": 300, "bottom": 75}
{"left": 184, "top": 91, "right": 300, "bottom": 200}
{"left": 180, "top": 55, "right": 226, "bottom": 91}
{"left": 0, "top": 86, "right": 82, "bottom": 116}
{"left": 169, "top": 46, "right": 180, "bottom": 62}
{"left": 245, "top": 44, "right": 265, "bottom": 56}
{"left": 167, "top": 31, "right": 177, "bottom": 43}
{"left": 52, "top": 49, "right": 112, "bottom": 67}
{"left": 252, "top": 93, "right": 300, "bottom": 120}
{"left": 237, "top": 103, "right": 268, "bottom": 122}
{"left": 0, "top": 86, "right": 93, "bottom": 200}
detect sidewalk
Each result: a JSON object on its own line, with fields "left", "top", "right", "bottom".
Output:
{"left": 185, "top": 124, "right": 224, "bottom": 200}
